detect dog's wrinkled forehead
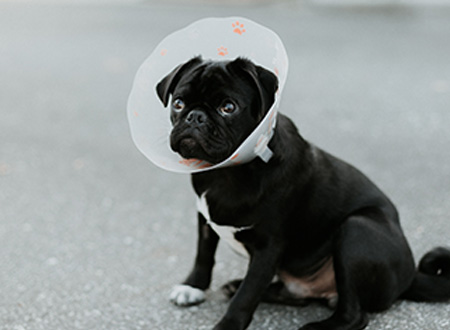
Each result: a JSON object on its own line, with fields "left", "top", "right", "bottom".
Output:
{"left": 175, "top": 61, "right": 251, "bottom": 100}
{"left": 178, "top": 62, "right": 225, "bottom": 90}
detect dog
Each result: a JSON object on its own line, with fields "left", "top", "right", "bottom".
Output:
{"left": 155, "top": 56, "right": 450, "bottom": 330}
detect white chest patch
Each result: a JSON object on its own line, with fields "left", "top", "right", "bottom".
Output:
{"left": 197, "top": 193, "right": 251, "bottom": 258}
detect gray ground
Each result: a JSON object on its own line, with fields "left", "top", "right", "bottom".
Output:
{"left": 1, "top": 1, "right": 450, "bottom": 329}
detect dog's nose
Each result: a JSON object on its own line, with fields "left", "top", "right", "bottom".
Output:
{"left": 185, "top": 110, "right": 207, "bottom": 126}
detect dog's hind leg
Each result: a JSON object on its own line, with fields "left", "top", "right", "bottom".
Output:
{"left": 299, "top": 212, "right": 415, "bottom": 330}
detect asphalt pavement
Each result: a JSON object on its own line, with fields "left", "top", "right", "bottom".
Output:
{"left": 1, "top": 1, "right": 449, "bottom": 329}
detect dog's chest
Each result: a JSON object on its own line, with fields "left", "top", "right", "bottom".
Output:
{"left": 197, "top": 193, "right": 250, "bottom": 258}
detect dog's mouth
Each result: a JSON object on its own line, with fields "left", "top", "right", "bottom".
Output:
{"left": 170, "top": 128, "right": 232, "bottom": 164}
{"left": 178, "top": 137, "right": 200, "bottom": 159}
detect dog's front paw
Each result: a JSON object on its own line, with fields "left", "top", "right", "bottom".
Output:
{"left": 170, "top": 284, "right": 206, "bottom": 306}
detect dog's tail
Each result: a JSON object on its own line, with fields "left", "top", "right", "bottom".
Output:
{"left": 401, "top": 247, "right": 450, "bottom": 302}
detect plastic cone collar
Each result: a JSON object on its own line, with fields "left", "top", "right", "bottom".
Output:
{"left": 127, "top": 17, "right": 289, "bottom": 173}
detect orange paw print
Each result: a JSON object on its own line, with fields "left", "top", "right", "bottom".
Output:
{"left": 232, "top": 21, "right": 246, "bottom": 35}
{"left": 217, "top": 46, "right": 228, "bottom": 56}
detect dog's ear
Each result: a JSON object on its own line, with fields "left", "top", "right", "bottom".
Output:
{"left": 156, "top": 56, "right": 203, "bottom": 107}
{"left": 227, "top": 58, "right": 279, "bottom": 120}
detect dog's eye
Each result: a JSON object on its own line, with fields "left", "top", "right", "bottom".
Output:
{"left": 219, "top": 102, "right": 236, "bottom": 115}
{"left": 172, "top": 98, "right": 185, "bottom": 112}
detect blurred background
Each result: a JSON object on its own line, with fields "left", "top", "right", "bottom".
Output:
{"left": 1, "top": 0, "right": 449, "bottom": 329}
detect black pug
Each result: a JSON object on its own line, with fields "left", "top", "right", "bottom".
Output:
{"left": 155, "top": 56, "right": 450, "bottom": 330}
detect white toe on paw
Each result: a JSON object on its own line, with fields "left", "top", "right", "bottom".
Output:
{"left": 170, "top": 284, "right": 206, "bottom": 306}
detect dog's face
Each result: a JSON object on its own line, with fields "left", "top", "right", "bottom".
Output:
{"left": 156, "top": 57, "right": 278, "bottom": 164}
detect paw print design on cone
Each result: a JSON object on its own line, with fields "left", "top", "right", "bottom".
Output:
{"left": 217, "top": 46, "right": 228, "bottom": 56}
{"left": 232, "top": 21, "right": 246, "bottom": 35}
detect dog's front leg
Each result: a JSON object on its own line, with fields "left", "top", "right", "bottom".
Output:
{"left": 213, "top": 237, "right": 281, "bottom": 330}
{"left": 170, "top": 213, "right": 219, "bottom": 306}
